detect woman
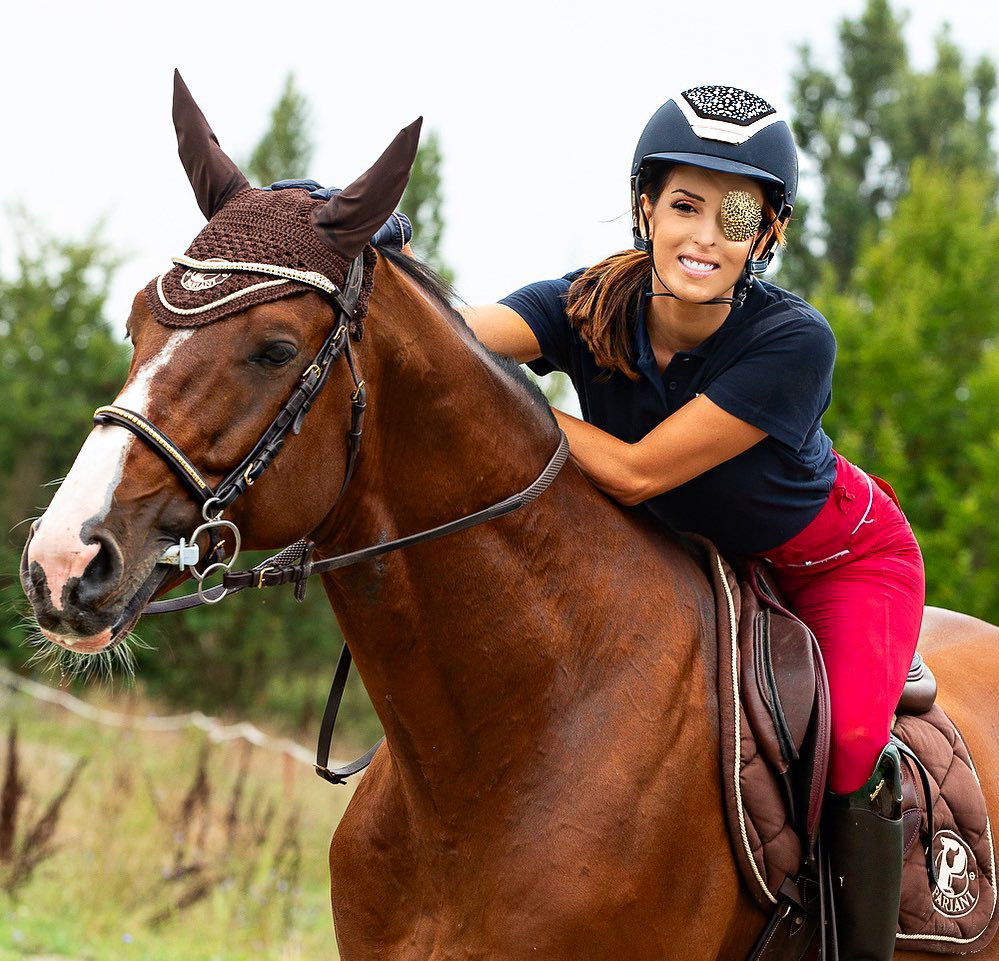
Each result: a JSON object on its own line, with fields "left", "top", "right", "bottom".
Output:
{"left": 459, "top": 85, "right": 924, "bottom": 961}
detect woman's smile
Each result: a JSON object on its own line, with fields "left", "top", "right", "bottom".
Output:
{"left": 678, "top": 253, "right": 720, "bottom": 276}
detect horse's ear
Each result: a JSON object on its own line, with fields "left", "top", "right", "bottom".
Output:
{"left": 312, "top": 117, "right": 423, "bottom": 258}
{"left": 172, "top": 69, "right": 250, "bottom": 220}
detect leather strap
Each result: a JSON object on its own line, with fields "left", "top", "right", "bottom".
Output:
{"left": 313, "top": 642, "right": 385, "bottom": 784}
{"left": 147, "top": 431, "right": 570, "bottom": 606}
{"left": 892, "top": 734, "right": 939, "bottom": 888}
{"left": 147, "top": 431, "right": 571, "bottom": 782}
{"left": 210, "top": 320, "right": 351, "bottom": 510}
{"left": 93, "top": 405, "right": 215, "bottom": 505}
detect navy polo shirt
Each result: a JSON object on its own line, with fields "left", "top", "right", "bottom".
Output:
{"left": 499, "top": 271, "right": 838, "bottom": 555}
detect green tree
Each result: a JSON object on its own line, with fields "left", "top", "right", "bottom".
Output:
{"left": 782, "top": 0, "right": 996, "bottom": 293}
{"left": 245, "top": 74, "right": 315, "bottom": 187}
{"left": 399, "top": 130, "right": 454, "bottom": 283}
{"left": 400, "top": 129, "right": 454, "bottom": 283}
{"left": 0, "top": 219, "right": 129, "bottom": 661}
{"left": 817, "top": 161, "right": 999, "bottom": 618}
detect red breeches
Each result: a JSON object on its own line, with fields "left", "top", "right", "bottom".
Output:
{"left": 758, "top": 451, "right": 925, "bottom": 795}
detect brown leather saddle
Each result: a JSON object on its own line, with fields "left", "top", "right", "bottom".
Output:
{"left": 685, "top": 535, "right": 997, "bottom": 960}
{"left": 743, "top": 555, "right": 936, "bottom": 855}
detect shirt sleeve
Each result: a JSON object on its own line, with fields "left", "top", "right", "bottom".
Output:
{"left": 703, "top": 318, "right": 837, "bottom": 451}
{"left": 498, "top": 275, "right": 576, "bottom": 376}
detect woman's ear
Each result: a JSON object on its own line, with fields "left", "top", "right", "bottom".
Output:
{"left": 640, "top": 193, "right": 655, "bottom": 238}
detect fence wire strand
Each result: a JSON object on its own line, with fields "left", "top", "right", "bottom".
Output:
{"left": 0, "top": 664, "right": 343, "bottom": 769}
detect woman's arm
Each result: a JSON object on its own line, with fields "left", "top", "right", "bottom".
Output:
{"left": 553, "top": 395, "right": 766, "bottom": 507}
{"left": 457, "top": 304, "right": 543, "bottom": 365}
{"left": 458, "top": 304, "right": 764, "bottom": 507}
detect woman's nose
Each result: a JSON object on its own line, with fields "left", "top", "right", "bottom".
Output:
{"left": 691, "top": 218, "right": 721, "bottom": 248}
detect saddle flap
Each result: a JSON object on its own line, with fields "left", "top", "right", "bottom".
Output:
{"left": 763, "top": 606, "right": 816, "bottom": 761}
{"left": 739, "top": 562, "right": 817, "bottom": 769}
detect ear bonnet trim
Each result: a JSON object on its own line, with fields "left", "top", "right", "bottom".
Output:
{"left": 156, "top": 273, "right": 290, "bottom": 316}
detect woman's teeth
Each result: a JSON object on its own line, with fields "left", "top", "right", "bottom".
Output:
{"left": 679, "top": 256, "right": 717, "bottom": 273}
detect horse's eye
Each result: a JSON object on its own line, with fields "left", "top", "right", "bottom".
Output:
{"left": 255, "top": 342, "right": 298, "bottom": 367}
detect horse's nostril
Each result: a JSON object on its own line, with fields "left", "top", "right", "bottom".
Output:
{"left": 76, "top": 528, "right": 125, "bottom": 603}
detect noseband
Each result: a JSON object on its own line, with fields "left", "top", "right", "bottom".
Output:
{"left": 90, "top": 250, "right": 570, "bottom": 784}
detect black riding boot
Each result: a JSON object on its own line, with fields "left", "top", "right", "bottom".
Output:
{"left": 825, "top": 742, "right": 904, "bottom": 961}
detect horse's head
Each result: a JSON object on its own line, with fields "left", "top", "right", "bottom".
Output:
{"left": 20, "top": 71, "right": 421, "bottom": 657}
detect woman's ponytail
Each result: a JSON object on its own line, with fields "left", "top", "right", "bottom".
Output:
{"left": 565, "top": 252, "right": 649, "bottom": 381}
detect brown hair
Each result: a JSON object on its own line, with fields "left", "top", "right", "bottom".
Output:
{"left": 564, "top": 164, "right": 788, "bottom": 380}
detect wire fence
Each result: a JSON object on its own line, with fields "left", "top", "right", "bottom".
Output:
{"left": 0, "top": 664, "right": 338, "bottom": 769}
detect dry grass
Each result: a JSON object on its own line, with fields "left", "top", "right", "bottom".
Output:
{"left": 0, "top": 682, "right": 356, "bottom": 961}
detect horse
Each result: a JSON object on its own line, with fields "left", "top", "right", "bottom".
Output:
{"left": 19, "top": 74, "right": 999, "bottom": 960}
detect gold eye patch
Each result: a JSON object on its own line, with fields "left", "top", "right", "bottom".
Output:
{"left": 720, "top": 190, "right": 763, "bottom": 243}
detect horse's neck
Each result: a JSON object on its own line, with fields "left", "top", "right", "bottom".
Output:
{"left": 317, "top": 259, "right": 709, "bottom": 814}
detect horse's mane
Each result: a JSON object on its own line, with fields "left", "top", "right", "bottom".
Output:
{"left": 377, "top": 246, "right": 556, "bottom": 424}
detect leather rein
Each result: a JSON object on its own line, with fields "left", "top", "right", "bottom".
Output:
{"left": 92, "top": 252, "right": 570, "bottom": 785}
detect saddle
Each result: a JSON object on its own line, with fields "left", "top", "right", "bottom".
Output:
{"left": 685, "top": 535, "right": 999, "bottom": 958}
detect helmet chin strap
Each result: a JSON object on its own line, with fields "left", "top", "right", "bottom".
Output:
{"left": 638, "top": 203, "right": 757, "bottom": 309}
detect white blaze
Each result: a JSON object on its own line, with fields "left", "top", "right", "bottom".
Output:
{"left": 28, "top": 330, "right": 194, "bottom": 611}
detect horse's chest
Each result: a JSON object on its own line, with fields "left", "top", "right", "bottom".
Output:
{"left": 329, "top": 767, "right": 712, "bottom": 960}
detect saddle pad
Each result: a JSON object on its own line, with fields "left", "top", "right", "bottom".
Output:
{"left": 894, "top": 707, "right": 998, "bottom": 953}
{"left": 701, "top": 536, "right": 998, "bottom": 955}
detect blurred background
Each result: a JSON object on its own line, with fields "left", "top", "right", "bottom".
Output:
{"left": 1, "top": 0, "right": 997, "bottom": 957}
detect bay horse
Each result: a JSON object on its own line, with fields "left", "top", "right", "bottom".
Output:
{"left": 19, "top": 74, "right": 999, "bottom": 960}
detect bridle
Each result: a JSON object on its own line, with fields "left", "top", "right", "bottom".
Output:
{"left": 95, "top": 252, "right": 370, "bottom": 606}
{"left": 90, "top": 250, "right": 570, "bottom": 784}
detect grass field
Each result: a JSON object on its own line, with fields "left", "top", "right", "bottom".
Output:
{"left": 0, "top": 679, "right": 357, "bottom": 961}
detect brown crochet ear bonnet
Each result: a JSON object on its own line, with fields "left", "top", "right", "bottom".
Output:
{"left": 145, "top": 187, "right": 377, "bottom": 336}
{"left": 146, "top": 70, "right": 421, "bottom": 337}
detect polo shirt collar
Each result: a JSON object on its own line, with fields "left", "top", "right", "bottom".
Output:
{"left": 633, "top": 275, "right": 764, "bottom": 366}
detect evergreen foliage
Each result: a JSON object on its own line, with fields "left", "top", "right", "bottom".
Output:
{"left": 245, "top": 74, "right": 315, "bottom": 187}
{"left": 400, "top": 128, "right": 455, "bottom": 282}
{"left": 781, "top": 0, "right": 997, "bottom": 293}
{"left": 817, "top": 161, "right": 999, "bottom": 618}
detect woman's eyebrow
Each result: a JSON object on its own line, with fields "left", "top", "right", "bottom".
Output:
{"left": 671, "top": 188, "right": 706, "bottom": 202}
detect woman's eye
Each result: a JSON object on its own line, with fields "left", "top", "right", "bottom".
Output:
{"left": 671, "top": 201, "right": 697, "bottom": 214}
{"left": 255, "top": 343, "right": 298, "bottom": 367}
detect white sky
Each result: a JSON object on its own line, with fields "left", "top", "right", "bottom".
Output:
{"left": 1, "top": 0, "right": 996, "bottom": 327}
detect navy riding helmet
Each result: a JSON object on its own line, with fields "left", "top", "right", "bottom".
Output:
{"left": 631, "top": 85, "right": 799, "bottom": 274}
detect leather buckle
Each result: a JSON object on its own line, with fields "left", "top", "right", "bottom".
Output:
{"left": 314, "top": 764, "right": 345, "bottom": 785}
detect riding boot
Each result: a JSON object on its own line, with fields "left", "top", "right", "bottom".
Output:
{"left": 824, "top": 742, "right": 904, "bottom": 961}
